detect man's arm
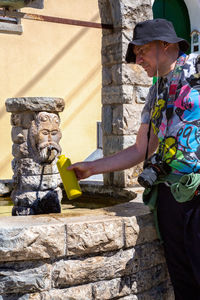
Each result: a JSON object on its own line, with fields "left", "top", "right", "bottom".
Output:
{"left": 68, "top": 123, "right": 158, "bottom": 180}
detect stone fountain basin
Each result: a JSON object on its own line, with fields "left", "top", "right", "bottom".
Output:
{"left": 0, "top": 180, "right": 139, "bottom": 217}
{"left": 0, "top": 181, "right": 173, "bottom": 299}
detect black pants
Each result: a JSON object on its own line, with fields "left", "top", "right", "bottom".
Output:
{"left": 157, "top": 183, "right": 200, "bottom": 300}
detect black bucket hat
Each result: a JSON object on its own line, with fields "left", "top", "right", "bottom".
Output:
{"left": 126, "top": 18, "right": 190, "bottom": 63}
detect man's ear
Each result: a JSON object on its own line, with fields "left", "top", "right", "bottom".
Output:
{"left": 163, "top": 41, "right": 170, "bottom": 49}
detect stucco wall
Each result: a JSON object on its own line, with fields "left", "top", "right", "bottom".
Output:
{"left": 184, "top": 0, "right": 200, "bottom": 32}
{"left": 0, "top": 0, "right": 101, "bottom": 179}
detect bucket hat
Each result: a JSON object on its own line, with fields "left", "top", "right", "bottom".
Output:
{"left": 126, "top": 18, "right": 190, "bottom": 63}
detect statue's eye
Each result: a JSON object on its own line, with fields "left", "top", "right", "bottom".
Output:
{"left": 51, "top": 130, "right": 58, "bottom": 136}
{"left": 41, "top": 130, "right": 49, "bottom": 135}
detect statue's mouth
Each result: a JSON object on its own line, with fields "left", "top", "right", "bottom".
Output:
{"left": 38, "top": 142, "right": 61, "bottom": 163}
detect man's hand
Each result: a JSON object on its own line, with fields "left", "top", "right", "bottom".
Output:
{"left": 67, "top": 123, "right": 159, "bottom": 181}
{"left": 67, "top": 162, "right": 94, "bottom": 180}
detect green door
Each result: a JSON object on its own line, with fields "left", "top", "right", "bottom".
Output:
{"left": 153, "top": 0, "right": 191, "bottom": 54}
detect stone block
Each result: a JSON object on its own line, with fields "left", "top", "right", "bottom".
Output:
{"left": 102, "top": 67, "right": 112, "bottom": 86}
{"left": 12, "top": 143, "right": 29, "bottom": 159}
{"left": 108, "top": 63, "right": 152, "bottom": 87}
{"left": 12, "top": 158, "right": 59, "bottom": 176}
{"left": 12, "top": 188, "right": 62, "bottom": 207}
{"left": 103, "top": 135, "right": 136, "bottom": 156}
{"left": 108, "top": 0, "right": 152, "bottom": 29}
{"left": 113, "top": 241, "right": 164, "bottom": 276}
{"left": 108, "top": 0, "right": 122, "bottom": 28}
{"left": 135, "top": 86, "right": 150, "bottom": 104}
{"left": 102, "top": 85, "right": 134, "bottom": 104}
{"left": 28, "top": 284, "right": 93, "bottom": 300}
{"left": 0, "top": 293, "right": 29, "bottom": 299}
{"left": 134, "top": 241, "right": 166, "bottom": 272}
{"left": 136, "top": 280, "right": 174, "bottom": 300}
{"left": 52, "top": 249, "right": 135, "bottom": 287}
{"left": 0, "top": 217, "right": 66, "bottom": 261}
{"left": 99, "top": 0, "right": 152, "bottom": 30}
{"left": 121, "top": 0, "right": 153, "bottom": 29}
{"left": 66, "top": 218, "right": 124, "bottom": 256}
{"left": 98, "top": 0, "right": 113, "bottom": 26}
{"left": 124, "top": 214, "right": 157, "bottom": 248}
{"left": 19, "top": 174, "right": 61, "bottom": 191}
{"left": 92, "top": 277, "right": 131, "bottom": 300}
{"left": 112, "top": 104, "right": 142, "bottom": 135}
{"left": 11, "top": 112, "right": 34, "bottom": 128}
{"left": 112, "top": 163, "right": 143, "bottom": 187}
{"left": 101, "top": 32, "right": 131, "bottom": 65}
{"left": 123, "top": 216, "right": 140, "bottom": 247}
{"left": 102, "top": 31, "right": 122, "bottom": 48}
{"left": 128, "top": 64, "right": 152, "bottom": 86}
{"left": 111, "top": 64, "right": 134, "bottom": 86}
{"left": 102, "top": 40, "right": 123, "bottom": 65}
{"left": 102, "top": 47, "right": 123, "bottom": 65}
{"left": 103, "top": 165, "right": 139, "bottom": 188}
{"left": 6, "top": 97, "right": 65, "bottom": 113}
{"left": 103, "top": 172, "right": 114, "bottom": 186}
{"left": 102, "top": 105, "right": 113, "bottom": 135}
{"left": 136, "top": 214, "right": 158, "bottom": 245}
{"left": 0, "top": 261, "right": 51, "bottom": 294}
{"left": 11, "top": 127, "right": 28, "bottom": 144}
{"left": 131, "top": 264, "right": 169, "bottom": 293}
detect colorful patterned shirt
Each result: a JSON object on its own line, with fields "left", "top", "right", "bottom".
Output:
{"left": 141, "top": 53, "right": 200, "bottom": 174}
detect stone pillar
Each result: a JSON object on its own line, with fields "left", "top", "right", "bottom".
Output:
{"left": 5, "top": 97, "right": 65, "bottom": 216}
{"left": 98, "top": 0, "right": 153, "bottom": 187}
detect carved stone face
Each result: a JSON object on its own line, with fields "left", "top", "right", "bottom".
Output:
{"left": 30, "top": 112, "right": 62, "bottom": 163}
{"left": 37, "top": 112, "right": 61, "bottom": 144}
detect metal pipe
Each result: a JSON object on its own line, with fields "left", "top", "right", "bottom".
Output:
{"left": 0, "top": 9, "right": 114, "bottom": 30}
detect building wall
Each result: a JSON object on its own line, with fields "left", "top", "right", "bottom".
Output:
{"left": 184, "top": 0, "right": 200, "bottom": 32}
{"left": 0, "top": 0, "right": 101, "bottom": 179}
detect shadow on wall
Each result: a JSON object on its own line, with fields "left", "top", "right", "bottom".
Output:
{"left": 63, "top": 83, "right": 101, "bottom": 129}
{"left": 0, "top": 12, "right": 100, "bottom": 121}
{"left": 63, "top": 63, "right": 100, "bottom": 107}
{"left": 0, "top": 13, "right": 101, "bottom": 177}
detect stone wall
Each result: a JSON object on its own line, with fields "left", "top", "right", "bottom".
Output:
{"left": 0, "top": 195, "right": 174, "bottom": 300}
{"left": 99, "top": 0, "right": 153, "bottom": 187}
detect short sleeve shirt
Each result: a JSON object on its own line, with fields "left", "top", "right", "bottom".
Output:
{"left": 141, "top": 53, "right": 200, "bottom": 174}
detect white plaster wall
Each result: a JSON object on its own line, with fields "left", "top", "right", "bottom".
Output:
{"left": 184, "top": 0, "right": 200, "bottom": 32}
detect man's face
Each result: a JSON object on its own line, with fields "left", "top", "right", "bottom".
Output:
{"left": 133, "top": 41, "right": 164, "bottom": 77}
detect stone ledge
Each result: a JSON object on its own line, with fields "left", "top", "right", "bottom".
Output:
{"left": 0, "top": 195, "right": 158, "bottom": 262}
{"left": 0, "top": 217, "right": 66, "bottom": 262}
{"left": 5, "top": 97, "right": 65, "bottom": 112}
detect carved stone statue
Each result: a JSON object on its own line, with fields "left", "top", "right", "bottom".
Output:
{"left": 5, "top": 97, "right": 65, "bottom": 216}
{"left": 30, "top": 111, "right": 62, "bottom": 163}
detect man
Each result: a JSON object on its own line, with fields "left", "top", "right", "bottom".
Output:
{"left": 68, "top": 19, "right": 200, "bottom": 299}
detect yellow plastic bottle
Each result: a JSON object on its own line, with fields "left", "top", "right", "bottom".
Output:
{"left": 56, "top": 155, "right": 82, "bottom": 200}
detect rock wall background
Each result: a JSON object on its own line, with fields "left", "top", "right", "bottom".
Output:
{"left": 99, "top": 0, "right": 153, "bottom": 187}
